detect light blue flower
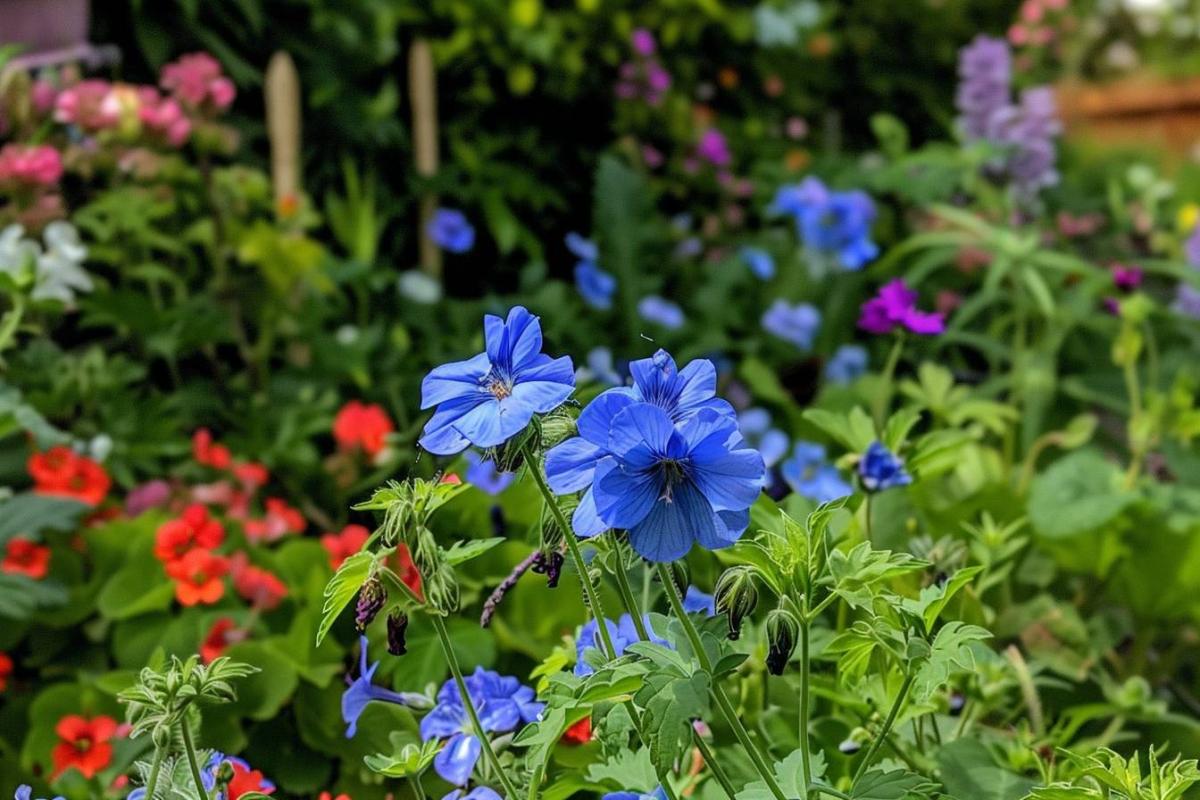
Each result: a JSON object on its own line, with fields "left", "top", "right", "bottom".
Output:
{"left": 575, "top": 613, "right": 669, "bottom": 676}
{"left": 576, "top": 347, "right": 624, "bottom": 388}
{"left": 859, "top": 441, "right": 912, "bottom": 492}
{"left": 826, "top": 344, "right": 868, "bottom": 384}
{"left": 428, "top": 208, "right": 475, "bottom": 253}
{"left": 762, "top": 299, "right": 821, "bottom": 350}
{"left": 739, "top": 246, "right": 775, "bottom": 280}
{"left": 576, "top": 262, "right": 618, "bottom": 310}
{"left": 781, "top": 442, "right": 853, "bottom": 503}
{"left": 464, "top": 450, "right": 516, "bottom": 496}
{"left": 14, "top": 787, "right": 64, "bottom": 800}
{"left": 566, "top": 232, "right": 599, "bottom": 263}
{"left": 604, "top": 788, "right": 669, "bottom": 800}
{"left": 737, "top": 408, "right": 789, "bottom": 475}
{"left": 638, "top": 296, "right": 685, "bottom": 329}
{"left": 443, "top": 789, "right": 503, "bottom": 800}
{"left": 683, "top": 586, "right": 716, "bottom": 616}
{"left": 419, "top": 306, "right": 575, "bottom": 455}
{"left": 343, "top": 636, "right": 417, "bottom": 738}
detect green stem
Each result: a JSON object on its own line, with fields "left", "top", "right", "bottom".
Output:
{"left": 656, "top": 563, "right": 787, "bottom": 800}
{"left": 810, "top": 786, "right": 853, "bottom": 800}
{"left": 798, "top": 621, "right": 812, "bottom": 799}
{"left": 853, "top": 674, "right": 914, "bottom": 784}
{"left": 0, "top": 294, "right": 26, "bottom": 356}
{"left": 872, "top": 333, "right": 905, "bottom": 430}
{"left": 411, "top": 775, "right": 428, "bottom": 800}
{"left": 143, "top": 745, "right": 166, "bottom": 800}
{"left": 431, "top": 614, "right": 521, "bottom": 799}
{"left": 179, "top": 720, "right": 209, "bottom": 800}
{"left": 692, "top": 728, "right": 738, "bottom": 800}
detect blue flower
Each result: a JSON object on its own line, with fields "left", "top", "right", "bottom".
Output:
{"left": 343, "top": 636, "right": 416, "bottom": 738}
{"left": 637, "top": 296, "right": 685, "bottom": 329}
{"left": 576, "top": 262, "right": 618, "bottom": 310}
{"left": 683, "top": 586, "right": 716, "bottom": 616}
{"left": 14, "top": 787, "right": 63, "bottom": 800}
{"left": 419, "top": 306, "right": 575, "bottom": 455}
{"left": 762, "top": 299, "right": 821, "bottom": 350}
{"left": 420, "top": 668, "right": 543, "bottom": 785}
{"left": 444, "top": 789, "right": 503, "bottom": 800}
{"left": 428, "top": 208, "right": 476, "bottom": 254}
{"left": 604, "top": 789, "right": 669, "bottom": 800}
{"left": 464, "top": 451, "right": 516, "bottom": 496}
{"left": 739, "top": 246, "right": 775, "bottom": 280}
{"left": 826, "top": 344, "right": 868, "bottom": 384}
{"left": 575, "top": 613, "right": 669, "bottom": 676}
{"left": 770, "top": 177, "right": 878, "bottom": 270}
{"left": 566, "top": 232, "right": 599, "bottom": 262}
{"left": 545, "top": 349, "right": 736, "bottom": 538}
{"left": 585, "top": 404, "right": 764, "bottom": 562}
{"left": 781, "top": 442, "right": 853, "bottom": 503}
{"left": 859, "top": 441, "right": 912, "bottom": 492}
{"left": 737, "top": 408, "right": 789, "bottom": 487}
{"left": 577, "top": 347, "right": 624, "bottom": 388}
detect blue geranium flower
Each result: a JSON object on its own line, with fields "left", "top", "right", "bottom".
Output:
{"left": 464, "top": 450, "right": 516, "bottom": 496}
{"left": 585, "top": 404, "right": 764, "bottom": 562}
{"left": 761, "top": 300, "right": 821, "bottom": 350}
{"left": 576, "top": 262, "right": 618, "bottom": 309}
{"left": 343, "top": 636, "right": 420, "bottom": 738}
{"left": 420, "top": 668, "right": 543, "bottom": 786}
{"left": 419, "top": 306, "right": 575, "bottom": 455}
{"left": 738, "top": 408, "right": 789, "bottom": 486}
{"left": 545, "top": 349, "right": 735, "bottom": 537}
{"left": 826, "top": 344, "right": 868, "bottom": 384}
{"left": 770, "top": 177, "right": 878, "bottom": 270}
{"left": 859, "top": 441, "right": 912, "bottom": 492}
{"left": 637, "top": 296, "right": 685, "bottom": 329}
{"left": 604, "top": 788, "right": 669, "bottom": 800}
{"left": 575, "top": 613, "right": 670, "bottom": 676}
{"left": 428, "top": 208, "right": 476, "bottom": 254}
{"left": 739, "top": 246, "right": 775, "bottom": 280}
{"left": 683, "top": 586, "right": 716, "bottom": 616}
{"left": 566, "top": 232, "right": 599, "bottom": 263}
{"left": 781, "top": 442, "right": 853, "bottom": 503}
{"left": 444, "top": 789, "right": 503, "bottom": 800}
{"left": 576, "top": 347, "right": 624, "bottom": 388}
{"left": 15, "top": 787, "right": 64, "bottom": 800}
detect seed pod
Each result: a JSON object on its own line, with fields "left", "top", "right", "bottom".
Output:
{"left": 355, "top": 576, "right": 387, "bottom": 630}
{"left": 765, "top": 608, "right": 800, "bottom": 675}
{"left": 538, "top": 407, "right": 578, "bottom": 450}
{"left": 386, "top": 610, "right": 409, "bottom": 656}
{"left": 714, "top": 566, "right": 758, "bottom": 640}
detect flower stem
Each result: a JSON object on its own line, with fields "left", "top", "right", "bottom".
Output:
{"left": 411, "top": 776, "right": 428, "bottom": 800}
{"left": 655, "top": 563, "right": 786, "bottom": 800}
{"left": 853, "top": 673, "right": 914, "bottom": 784}
{"left": 430, "top": 613, "right": 521, "bottom": 799}
{"left": 143, "top": 745, "right": 166, "bottom": 800}
{"left": 872, "top": 333, "right": 905, "bottom": 431}
{"left": 178, "top": 720, "right": 209, "bottom": 800}
{"left": 798, "top": 621, "right": 812, "bottom": 799}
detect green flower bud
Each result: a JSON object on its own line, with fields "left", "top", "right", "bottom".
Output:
{"left": 714, "top": 566, "right": 758, "bottom": 640}
{"left": 765, "top": 608, "right": 800, "bottom": 675}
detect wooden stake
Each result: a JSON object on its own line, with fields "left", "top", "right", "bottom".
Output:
{"left": 409, "top": 39, "right": 441, "bottom": 279}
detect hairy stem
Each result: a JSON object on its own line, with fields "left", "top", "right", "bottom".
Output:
{"left": 799, "top": 621, "right": 812, "bottom": 799}
{"left": 178, "top": 720, "right": 209, "bottom": 800}
{"left": 143, "top": 745, "right": 166, "bottom": 800}
{"left": 431, "top": 614, "right": 521, "bottom": 798}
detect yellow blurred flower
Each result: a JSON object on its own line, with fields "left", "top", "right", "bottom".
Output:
{"left": 1178, "top": 203, "right": 1199, "bottom": 233}
{"left": 511, "top": 0, "right": 541, "bottom": 27}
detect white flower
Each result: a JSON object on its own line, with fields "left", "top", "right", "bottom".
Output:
{"left": 32, "top": 221, "right": 92, "bottom": 303}
{"left": 397, "top": 270, "right": 441, "bottom": 305}
{"left": 0, "top": 224, "right": 39, "bottom": 286}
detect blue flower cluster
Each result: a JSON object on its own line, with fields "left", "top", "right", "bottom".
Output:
{"left": 419, "top": 668, "right": 544, "bottom": 785}
{"left": 419, "top": 306, "right": 575, "bottom": 455}
{"left": 781, "top": 442, "right": 853, "bottom": 503}
{"left": 604, "top": 789, "right": 669, "bottom": 800}
{"left": 737, "top": 408, "right": 789, "bottom": 487}
{"left": 826, "top": 344, "right": 868, "bottom": 384}
{"left": 545, "top": 349, "right": 764, "bottom": 562}
{"left": 568, "top": 233, "right": 617, "bottom": 310}
{"left": 638, "top": 296, "right": 685, "bottom": 330}
{"left": 761, "top": 299, "right": 821, "bottom": 351}
{"left": 770, "top": 176, "right": 879, "bottom": 270}
{"left": 858, "top": 441, "right": 912, "bottom": 492}
{"left": 428, "top": 208, "right": 476, "bottom": 254}
{"left": 576, "top": 589, "right": 713, "bottom": 675}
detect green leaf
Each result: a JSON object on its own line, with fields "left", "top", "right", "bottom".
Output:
{"left": 317, "top": 551, "right": 376, "bottom": 646}
{"left": 0, "top": 493, "right": 88, "bottom": 544}
{"left": 1027, "top": 450, "right": 1135, "bottom": 539}
{"left": 826, "top": 542, "right": 927, "bottom": 609}
{"left": 96, "top": 554, "right": 175, "bottom": 621}
{"left": 635, "top": 671, "right": 710, "bottom": 776}
{"left": 938, "top": 739, "right": 1037, "bottom": 800}
{"left": 442, "top": 537, "right": 505, "bottom": 566}
{"left": 0, "top": 573, "right": 68, "bottom": 619}
{"left": 900, "top": 566, "right": 983, "bottom": 634}
{"left": 363, "top": 739, "right": 440, "bottom": 778}
{"left": 911, "top": 622, "right": 992, "bottom": 702}
{"left": 850, "top": 768, "right": 938, "bottom": 799}
{"left": 736, "top": 749, "right": 828, "bottom": 800}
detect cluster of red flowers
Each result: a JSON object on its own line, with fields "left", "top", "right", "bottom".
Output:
{"left": 230, "top": 553, "right": 287, "bottom": 610}
{"left": 2, "top": 537, "right": 51, "bottom": 579}
{"left": 332, "top": 400, "right": 394, "bottom": 458}
{"left": 27, "top": 446, "right": 111, "bottom": 505}
{"left": 0, "top": 652, "right": 12, "bottom": 692}
{"left": 51, "top": 714, "right": 118, "bottom": 779}
{"left": 320, "top": 524, "right": 370, "bottom": 570}
{"left": 155, "top": 504, "right": 229, "bottom": 606}
{"left": 191, "top": 429, "right": 305, "bottom": 542}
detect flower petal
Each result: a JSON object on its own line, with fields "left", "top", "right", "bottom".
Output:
{"left": 593, "top": 455, "right": 659, "bottom": 531}
{"left": 545, "top": 437, "right": 603, "bottom": 494}
{"left": 421, "top": 353, "right": 492, "bottom": 409}
{"left": 571, "top": 485, "right": 609, "bottom": 538}
{"left": 576, "top": 389, "right": 636, "bottom": 445}
{"left": 434, "top": 732, "right": 482, "bottom": 786}
{"left": 607, "top": 403, "right": 675, "bottom": 459}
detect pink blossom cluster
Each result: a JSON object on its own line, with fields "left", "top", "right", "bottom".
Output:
{"left": 160, "top": 52, "right": 236, "bottom": 111}
{"left": 1008, "top": 0, "right": 1071, "bottom": 49}
{"left": 616, "top": 28, "right": 671, "bottom": 107}
{"left": 0, "top": 144, "right": 63, "bottom": 187}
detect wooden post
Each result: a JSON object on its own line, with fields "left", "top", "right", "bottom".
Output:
{"left": 409, "top": 39, "right": 441, "bottom": 279}
{"left": 265, "top": 51, "right": 302, "bottom": 213}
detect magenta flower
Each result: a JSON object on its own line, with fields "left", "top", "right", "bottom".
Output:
{"left": 858, "top": 279, "right": 945, "bottom": 335}
{"left": 631, "top": 28, "right": 657, "bottom": 57}
{"left": 696, "top": 129, "right": 731, "bottom": 167}
{"left": 0, "top": 145, "right": 62, "bottom": 187}
{"left": 160, "top": 52, "right": 236, "bottom": 111}
{"left": 1112, "top": 264, "right": 1143, "bottom": 293}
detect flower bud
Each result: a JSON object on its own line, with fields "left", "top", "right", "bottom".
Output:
{"left": 355, "top": 576, "right": 387, "bottom": 630}
{"left": 714, "top": 566, "right": 758, "bottom": 640}
{"left": 386, "top": 609, "right": 409, "bottom": 656}
{"left": 532, "top": 550, "right": 564, "bottom": 588}
{"left": 765, "top": 608, "right": 800, "bottom": 675}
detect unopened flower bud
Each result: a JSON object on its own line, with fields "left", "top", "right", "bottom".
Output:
{"left": 949, "top": 692, "right": 966, "bottom": 715}
{"left": 386, "top": 609, "right": 409, "bottom": 656}
{"left": 355, "top": 576, "right": 387, "bottom": 630}
{"left": 532, "top": 550, "right": 564, "bottom": 588}
{"left": 765, "top": 608, "right": 800, "bottom": 675}
{"left": 714, "top": 566, "right": 758, "bottom": 640}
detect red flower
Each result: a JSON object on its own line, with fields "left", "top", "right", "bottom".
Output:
{"left": 166, "top": 549, "right": 229, "bottom": 606}
{"left": 233, "top": 461, "right": 269, "bottom": 489}
{"left": 52, "top": 714, "right": 118, "bottom": 779}
{"left": 318, "top": 794, "right": 351, "bottom": 800}
{"left": 244, "top": 497, "right": 305, "bottom": 543}
{"left": 193, "top": 428, "right": 232, "bottom": 470}
{"left": 393, "top": 543, "right": 423, "bottom": 601}
{"left": 200, "top": 617, "right": 239, "bottom": 664}
{"left": 226, "top": 760, "right": 275, "bottom": 799}
{"left": 27, "top": 447, "right": 111, "bottom": 505}
{"left": 3, "top": 537, "right": 51, "bottom": 579}
{"left": 320, "top": 524, "right": 370, "bottom": 570}
{"left": 332, "top": 401, "right": 394, "bottom": 457}
{"left": 562, "top": 716, "right": 592, "bottom": 745}
{"left": 153, "top": 504, "right": 224, "bottom": 565}
{"left": 0, "top": 651, "right": 12, "bottom": 692}
{"left": 440, "top": 473, "right": 462, "bottom": 485}
{"left": 230, "top": 555, "right": 287, "bottom": 610}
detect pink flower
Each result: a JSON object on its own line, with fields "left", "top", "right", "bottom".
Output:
{"left": 30, "top": 80, "right": 58, "bottom": 116}
{"left": 858, "top": 279, "right": 945, "bottom": 336}
{"left": 696, "top": 128, "right": 732, "bottom": 167}
{"left": 54, "top": 80, "right": 119, "bottom": 131}
{"left": 1112, "top": 263, "right": 1143, "bottom": 293}
{"left": 631, "top": 28, "right": 657, "bottom": 57}
{"left": 137, "top": 89, "right": 191, "bottom": 147}
{"left": 160, "top": 52, "right": 236, "bottom": 111}
{"left": 0, "top": 144, "right": 63, "bottom": 187}
{"left": 641, "top": 144, "right": 664, "bottom": 168}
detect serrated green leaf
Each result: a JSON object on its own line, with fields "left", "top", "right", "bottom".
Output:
{"left": 316, "top": 551, "right": 376, "bottom": 646}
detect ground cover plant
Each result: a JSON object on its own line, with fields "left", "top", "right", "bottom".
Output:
{"left": 3, "top": 2, "right": 1200, "bottom": 800}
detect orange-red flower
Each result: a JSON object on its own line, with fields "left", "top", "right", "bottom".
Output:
{"left": 51, "top": 714, "right": 118, "bottom": 779}
{"left": 231, "top": 555, "right": 287, "bottom": 610}
{"left": 227, "top": 760, "right": 275, "bottom": 799}
{"left": 318, "top": 793, "right": 351, "bottom": 800}
{"left": 320, "top": 524, "right": 370, "bottom": 570}
{"left": 166, "top": 549, "right": 229, "bottom": 606}
{"left": 393, "top": 543, "right": 423, "bottom": 601}
{"left": 192, "top": 428, "right": 232, "bottom": 470}
{"left": 200, "top": 617, "right": 238, "bottom": 663}
{"left": 233, "top": 461, "right": 269, "bottom": 489}
{"left": 332, "top": 401, "right": 394, "bottom": 457}
{"left": 562, "top": 716, "right": 592, "bottom": 745}
{"left": 3, "top": 537, "right": 51, "bottom": 579}
{"left": 153, "top": 504, "right": 224, "bottom": 565}
{"left": 27, "top": 447, "right": 111, "bottom": 505}
{"left": 0, "top": 651, "right": 12, "bottom": 692}
{"left": 244, "top": 497, "right": 305, "bottom": 543}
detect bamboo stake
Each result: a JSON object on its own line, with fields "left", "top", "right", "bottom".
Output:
{"left": 265, "top": 51, "right": 302, "bottom": 214}
{"left": 409, "top": 39, "right": 441, "bottom": 279}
